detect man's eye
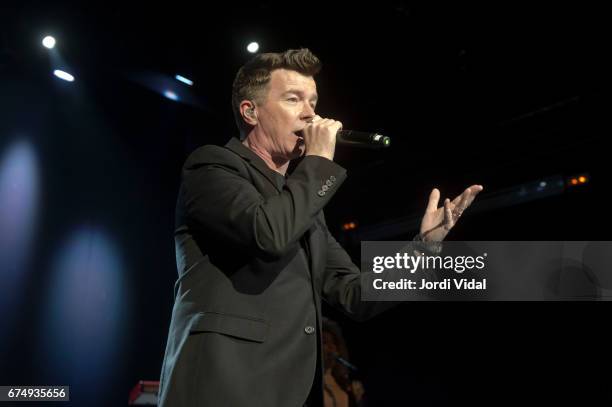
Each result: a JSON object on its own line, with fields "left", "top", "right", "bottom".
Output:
{"left": 287, "top": 97, "right": 298, "bottom": 102}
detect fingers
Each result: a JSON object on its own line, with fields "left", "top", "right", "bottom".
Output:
{"left": 424, "top": 185, "right": 483, "bottom": 237}
{"left": 460, "top": 185, "right": 483, "bottom": 212}
{"left": 451, "top": 192, "right": 468, "bottom": 218}
{"left": 310, "top": 116, "right": 341, "bottom": 127}
{"left": 306, "top": 117, "right": 342, "bottom": 139}
{"left": 322, "top": 118, "right": 343, "bottom": 132}
{"left": 306, "top": 118, "right": 343, "bottom": 144}
{"left": 316, "top": 118, "right": 341, "bottom": 131}
{"left": 443, "top": 198, "right": 454, "bottom": 230}
{"left": 451, "top": 184, "right": 484, "bottom": 212}
{"left": 333, "top": 120, "right": 343, "bottom": 132}
{"left": 426, "top": 188, "right": 440, "bottom": 213}
{"left": 306, "top": 115, "right": 322, "bottom": 125}
{"left": 462, "top": 185, "right": 483, "bottom": 210}
{"left": 302, "top": 116, "right": 342, "bottom": 160}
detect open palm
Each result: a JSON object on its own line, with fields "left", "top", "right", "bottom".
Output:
{"left": 419, "top": 185, "right": 484, "bottom": 242}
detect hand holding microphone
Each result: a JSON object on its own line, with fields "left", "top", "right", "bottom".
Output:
{"left": 300, "top": 115, "right": 390, "bottom": 161}
{"left": 302, "top": 115, "right": 343, "bottom": 161}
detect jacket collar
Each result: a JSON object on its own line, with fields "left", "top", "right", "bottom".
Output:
{"left": 225, "top": 137, "right": 284, "bottom": 192}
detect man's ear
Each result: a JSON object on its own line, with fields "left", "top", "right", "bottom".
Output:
{"left": 240, "top": 101, "right": 258, "bottom": 126}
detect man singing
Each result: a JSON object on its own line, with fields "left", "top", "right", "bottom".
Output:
{"left": 158, "top": 48, "right": 482, "bottom": 406}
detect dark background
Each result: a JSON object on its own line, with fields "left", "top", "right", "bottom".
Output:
{"left": 1, "top": 2, "right": 610, "bottom": 405}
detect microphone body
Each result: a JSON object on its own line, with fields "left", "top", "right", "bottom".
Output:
{"left": 336, "top": 130, "right": 390, "bottom": 148}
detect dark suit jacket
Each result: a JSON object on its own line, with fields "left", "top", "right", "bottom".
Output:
{"left": 159, "top": 138, "right": 395, "bottom": 406}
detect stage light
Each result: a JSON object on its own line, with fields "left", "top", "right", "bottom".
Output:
{"left": 0, "top": 140, "right": 40, "bottom": 332}
{"left": 42, "top": 35, "right": 56, "bottom": 49}
{"left": 247, "top": 42, "right": 260, "bottom": 53}
{"left": 536, "top": 181, "right": 548, "bottom": 192}
{"left": 342, "top": 221, "right": 358, "bottom": 231}
{"left": 566, "top": 173, "right": 589, "bottom": 188}
{"left": 53, "top": 69, "right": 74, "bottom": 82}
{"left": 43, "top": 225, "right": 127, "bottom": 396}
{"left": 175, "top": 74, "right": 193, "bottom": 86}
{"left": 163, "top": 90, "right": 179, "bottom": 101}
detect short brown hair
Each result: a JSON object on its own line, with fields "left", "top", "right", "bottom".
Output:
{"left": 231, "top": 48, "right": 322, "bottom": 138}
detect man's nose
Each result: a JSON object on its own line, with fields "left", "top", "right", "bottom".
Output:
{"left": 301, "top": 104, "right": 315, "bottom": 122}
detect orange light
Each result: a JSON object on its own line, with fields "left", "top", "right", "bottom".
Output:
{"left": 578, "top": 176, "right": 587, "bottom": 183}
{"left": 571, "top": 179, "right": 578, "bottom": 185}
{"left": 342, "top": 222, "right": 358, "bottom": 231}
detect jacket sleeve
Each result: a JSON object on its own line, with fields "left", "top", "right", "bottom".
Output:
{"left": 180, "top": 146, "right": 347, "bottom": 258}
{"left": 320, "top": 218, "right": 402, "bottom": 322}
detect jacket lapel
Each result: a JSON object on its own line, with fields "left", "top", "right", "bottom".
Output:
{"left": 225, "top": 138, "right": 282, "bottom": 193}
{"left": 226, "top": 138, "right": 322, "bottom": 282}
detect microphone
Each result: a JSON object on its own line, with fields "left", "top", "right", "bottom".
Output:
{"left": 337, "top": 130, "right": 391, "bottom": 149}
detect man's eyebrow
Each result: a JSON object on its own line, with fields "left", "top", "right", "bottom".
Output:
{"left": 283, "top": 89, "right": 318, "bottom": 102}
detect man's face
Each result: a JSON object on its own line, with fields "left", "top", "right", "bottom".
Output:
{"left": 253, "top": 69, "right": 318, "bottom": 161}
